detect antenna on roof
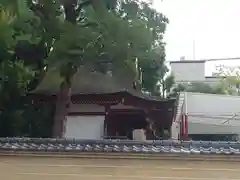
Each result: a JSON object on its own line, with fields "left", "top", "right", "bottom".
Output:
{"left": 193, "top": 40, "right": 196, "bottom": 60}
{"left": 180, "top": 56, "right": 185, "bottom": 61}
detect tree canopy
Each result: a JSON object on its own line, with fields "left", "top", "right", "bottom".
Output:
{"left": 168, "top": 64, "right": 240, "bottom": 98}
{"left": 215, "top": 65, "right": 240, "bottom": 95}
{"left": 168, "top": 81, "right": 226, "bottom": 98}
{"left": 0, "top": 0, "right": 171, "bottom": 137}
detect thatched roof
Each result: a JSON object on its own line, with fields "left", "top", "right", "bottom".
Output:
{"left": 30, "top": 68, "right": 135, "bottom": 95}
{"left": 30, "top": 68, "right": 176, "bottom": 108}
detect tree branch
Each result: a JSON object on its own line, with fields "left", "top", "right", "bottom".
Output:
{"left": 76, "top": 0, "right": 92, "bottom": 14}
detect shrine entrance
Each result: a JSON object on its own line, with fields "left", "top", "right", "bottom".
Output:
{"left": 106, "top": 109, "right": 148, "bottom": 140}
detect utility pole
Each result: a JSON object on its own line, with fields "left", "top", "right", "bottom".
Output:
{"left": 192, "top": 40, "right": 196, "bottom": 60}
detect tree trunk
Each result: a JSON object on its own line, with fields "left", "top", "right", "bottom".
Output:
{"left": 52, "top": 0, "right": 79, "bottom": 138}
{"left": 145, "top": 117, "right": 156, "bottom": 140}
{"left": 91, "top": 0, "right": 109, "bottom": 20}
{"left": 52, "top": 81, "right": 71, "bottom": 138}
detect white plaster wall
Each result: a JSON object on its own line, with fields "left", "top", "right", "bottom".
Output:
{"left": 171, "top": 122, "right": 180, "bottom": 139}
{"left": 170, "top": 62, "right": 205, "bottom": 82}
{"left": 186, "top": 92, "right": 240, "bottom": 115}
{"left": 69, "top": 104, "right": 105, "bottom": 113}
{"left": 65, "top": 116, "right": 105, "bottom": 139}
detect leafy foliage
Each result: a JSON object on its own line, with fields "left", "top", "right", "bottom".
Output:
{"left": 0, "top": 0, "right": 170, "bottom": 137}
{"left": 0, "top": 0, "right": 53, "bottom": 137}
{"left": 215, "top": 65, "right": 240, "bottom": 95}
{"left": 168, "top": 82, "right": 226, "bottom": 98}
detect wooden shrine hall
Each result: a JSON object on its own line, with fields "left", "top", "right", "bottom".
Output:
{"left": 29, "top": 68, "right": 176, "bottom": 140}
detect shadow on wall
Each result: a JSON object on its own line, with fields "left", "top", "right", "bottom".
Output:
{"left": 189, "top": 134, "right": 239, "bottom": 141}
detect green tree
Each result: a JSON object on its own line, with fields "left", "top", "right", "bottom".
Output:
{"left": 168, "top": 82, "right": 226, "bottom": 98}
{"left": 0, "top": 0, "right": 170, "bottom": 137}
{"left": 215, "top": 65, "right": 240, "bottom": 95}
{"left": 0, "top": 3, "right": 35, "bottom": 136}
{"left": 0, "top": 1, "right": 55, "bottom": 137}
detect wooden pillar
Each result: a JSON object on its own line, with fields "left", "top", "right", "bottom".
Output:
{"left": 180, "top": 114, "right": 185, "bottom": 140}
{"left": 104, "top": 106, "right": 110, "bottom": 137}
{"left": 169, "top": 125, "right": 172, "bottom": 139}
{"left": 184, "top": 114, "right": 188, "bottom": 140}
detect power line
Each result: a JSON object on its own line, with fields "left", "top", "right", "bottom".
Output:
{"left": 187, "top": 114, "right": 240, "bottom": 121}
{"left": 199, "top": 57, "right": 240, "bottom": 62}
{"left": 168, "top": 57, "right": 240, "bottom": 62}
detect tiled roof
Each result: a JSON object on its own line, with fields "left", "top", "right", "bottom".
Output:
{"left": 30, "top": 68, "right": 132, "bottom": 95}
{"left": 0, "top": 138, "right": 240, "bottom": 155}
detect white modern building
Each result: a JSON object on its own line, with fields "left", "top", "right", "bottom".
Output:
{"left": 169, "top": 59, "right": 240, "bottom": 140}
{"left": 173, "top": 92, "right": 240, "bottom": 139}
{"left": 170, "top": 60, "right": 207, "bottom": 83}
{"left": 169, "top": 59, "right": 227, "bottom": 86}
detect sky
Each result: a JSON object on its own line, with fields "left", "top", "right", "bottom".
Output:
{"left": 153, "top": 0, "right": 240, "bottom": 75}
